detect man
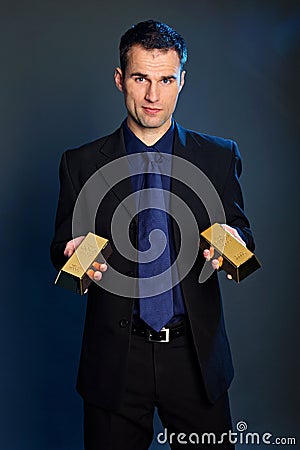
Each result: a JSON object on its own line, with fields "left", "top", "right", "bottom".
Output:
{"left": 51, "top": 20, "right": 254, "bottom": 449}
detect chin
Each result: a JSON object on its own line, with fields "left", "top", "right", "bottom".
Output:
{"left": 141, "top": 118, "right": 166, "bottom": 129}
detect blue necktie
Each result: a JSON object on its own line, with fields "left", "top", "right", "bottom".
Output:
{"left": 138, "top": 153, "right": 174, "bottom": 331}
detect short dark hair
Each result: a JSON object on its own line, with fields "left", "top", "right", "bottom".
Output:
{"left": 119, "top": 19, "right": 187, "bottom": 75}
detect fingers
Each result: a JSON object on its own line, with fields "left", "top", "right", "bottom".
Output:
{"left": 211, "top": 258, "right": 220, "bottom": 270}
{"left": 92, "top": 262, "right": 108, "bottom": 272}
{"left": 64, "top": 242, "right": 75, "bottom": 257}
{"left": 203, "top": 246, "right": 214, "bottom": 261}
{"left": 87, "top": 263, "right": 108, "bottom": 281}
{"left": 202, "top": 232, "right": 236, "bottom": 280}
{"left": 64, "top": 235, "right": 86, "bottom": 257}
{"left": 211, "top": 256, "right": 223, "bottom": 270}
{"left": 203, "top": 247, "right": 230, "bottom": 277}
{"left": 87, "top": 269, "right": 102, "bottom": 281}
{"left": 221, "top": 224, "right": 246, "bottom": 247}
{"left": 203, "top": 245, "right": 220, "bottom": 268}
{"left": 211, "top": 256, "right": 233, "bottom": 280}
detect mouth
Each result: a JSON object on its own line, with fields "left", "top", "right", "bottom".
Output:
{"left": 142, "top": 107, "right": 161, "bottom": 115}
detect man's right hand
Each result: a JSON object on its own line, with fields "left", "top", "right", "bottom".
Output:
{"left": 64, "top": 236, "right": 108, "bottom": 281}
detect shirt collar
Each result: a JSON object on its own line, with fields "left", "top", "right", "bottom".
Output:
{"left": 123, "top": 119, "right": 174, "bottom": 155}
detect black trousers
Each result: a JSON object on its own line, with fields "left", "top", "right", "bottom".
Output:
{"left": 84, "top": 325, "right": 234, "bottom": 449}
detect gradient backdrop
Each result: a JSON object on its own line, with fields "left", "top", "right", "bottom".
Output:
{"left": 1, "top": 1, "right": 299, "bottom": 449}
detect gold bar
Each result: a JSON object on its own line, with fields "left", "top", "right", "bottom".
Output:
{"left": 199, "top": 223, "right": 261, "bottom": 282}
{"left": 55, "top": 232, "right": 112, "bottom": 294}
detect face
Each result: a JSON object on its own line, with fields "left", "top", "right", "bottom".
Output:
{"left": 114, "top": 45, "right": 185, "bottom": 140}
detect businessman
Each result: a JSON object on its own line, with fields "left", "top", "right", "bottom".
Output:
{"left": 51, "top": 19, "right": 255, "bottom": 449}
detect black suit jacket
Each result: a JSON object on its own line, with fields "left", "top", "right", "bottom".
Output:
{"left": 50, "top": 122, "right": 254, "bottom": 411}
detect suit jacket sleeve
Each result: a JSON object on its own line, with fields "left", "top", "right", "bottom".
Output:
{"left": 220, "top": 140, "right": 255, "bottom": 251}
{"left": 50, "top": 151, "right": 78, "bottom": 270}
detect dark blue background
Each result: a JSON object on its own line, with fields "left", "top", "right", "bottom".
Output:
{"left": 1, "top": 1, "right": 299, "bottom": 448}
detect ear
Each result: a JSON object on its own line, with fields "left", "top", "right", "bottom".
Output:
{"left": 114, "top": 67, "right": 124, "bottom": 93}
{"left": 179, "top": 70, "right": 186, "bottom": 92}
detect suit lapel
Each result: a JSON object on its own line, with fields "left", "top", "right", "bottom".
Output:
{"left": 94, "top": 125, "right": 135, "bottom": 220}
{"left": 171, "top": 123, "right": 205, "bottom": 254}
{"left": 92, "top": 122, "right": 207, "bottom": 242}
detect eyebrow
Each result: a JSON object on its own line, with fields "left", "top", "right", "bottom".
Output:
{"left": 130, "top": 72, "right": 178, "bottom": 80}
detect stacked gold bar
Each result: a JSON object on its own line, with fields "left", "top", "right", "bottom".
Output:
{"left": 199, "top": 223, "right": 261, "bottom": 282}
{"left": 55, "top": 232, "right": 112, "bottom": 294}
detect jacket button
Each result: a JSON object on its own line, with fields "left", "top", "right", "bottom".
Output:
{"left": 125, "top": 271, "right": 134, "bottom": 277}
{"left": 119, "top": 319, "right": 129, "bottom": 328}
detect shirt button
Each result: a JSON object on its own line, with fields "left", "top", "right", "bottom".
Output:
{"left": 119, "top": 319, "right": 129, "bottom": 328}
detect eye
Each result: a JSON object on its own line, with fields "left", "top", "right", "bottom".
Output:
{"left": 162, "top": 78, "right": 171, "bottom": 84}
{"left": 135, "top": 77, "right": 145, "bottom": 83}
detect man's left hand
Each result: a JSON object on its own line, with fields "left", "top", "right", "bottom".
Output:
{"left": 202, "top": 224, "right": 246, "bottom": 279}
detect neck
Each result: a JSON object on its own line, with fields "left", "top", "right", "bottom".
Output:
{"left": 126, "top": 117, "right": 172, "bottom": 146}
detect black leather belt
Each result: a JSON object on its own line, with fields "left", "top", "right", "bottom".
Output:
{"left": 131, "top": 322, "right": 185, "bottom": 343}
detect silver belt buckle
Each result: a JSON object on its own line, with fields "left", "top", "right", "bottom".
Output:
{"left": 147, "top": 327, "right": 170, "bottom": 343}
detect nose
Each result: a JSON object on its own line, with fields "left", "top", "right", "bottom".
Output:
{"left": 145, "top": 82, "right": 159, "bottom": 103}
